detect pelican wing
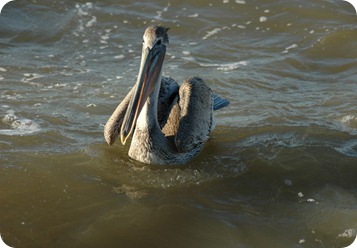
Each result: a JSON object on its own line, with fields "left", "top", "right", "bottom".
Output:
{"left": 157, "top": 76, "right": 179, "bottom": 129}
{"left": 104, "top": 86, "right": 135, "bottom": 145}
{"left": 174, "top": 77, "right": 213, "bottom": 153}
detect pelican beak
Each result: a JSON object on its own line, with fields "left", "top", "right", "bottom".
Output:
{"left": 120, "top": 43, "right": 166, "bottom": 145}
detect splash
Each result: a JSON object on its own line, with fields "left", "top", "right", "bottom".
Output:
{"left": 1, "top": 109, "right": 40, "bottom": 136}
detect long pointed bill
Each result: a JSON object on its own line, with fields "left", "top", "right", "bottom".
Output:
{"left": 120, "top": 44, "right": 166, "bottom": 145}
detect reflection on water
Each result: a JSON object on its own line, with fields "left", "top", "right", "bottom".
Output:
{"left": 0, "top": 0, "right": 357, "bottom": 247}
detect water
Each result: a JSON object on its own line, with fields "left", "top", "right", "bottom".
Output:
{"left": 0, "top": 0, "right": 356, "bottom": 247}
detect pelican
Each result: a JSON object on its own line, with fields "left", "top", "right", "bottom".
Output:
{"left": 104, "top": 25, "right": 229, "bottom": 165}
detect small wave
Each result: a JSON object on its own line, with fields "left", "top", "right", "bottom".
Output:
{"left": 335, "top": 140, "right": 357, "bottom": 158}
{"left": 89, "top": 137, "right": 246, "bottom": 190}
{"left": 188, "top": 13, "right": 199, "bottom": 18}
{"left": 107, "top": 155, "right": 245, "bottom": 190}
{"left": 74, "top": 3, "right": 97, "bottom": 35}
{"left": 0, "top": 67, "right": 6, "bottom": 81}
{"left": 202, "top": 28, "right": 223, "bottom": 40}
{"left": 1, "top": 109, "right": 40, "bottom": 136}
{"left": 21, "top": 73, "right": 45, "bottom": 86}
{"left": 199, "top": 61, "right": 248, "bottom": 71}
{"left": 341, "top": 115, "right": 355, "bottom": 123}
{"left": 341, "top": 115, "right": 356, "bottom": 126}
{"left": 282, "top": 44, "right": 298, "bottom": 54}
{"left": 222, "top": 0, "right": 246, "bottom": 4}
{"left": 340, "top": 115, "right": 357, "bottom": 134}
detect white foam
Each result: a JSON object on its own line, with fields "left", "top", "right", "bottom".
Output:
{"left": 282, "top": 44, "right": 298, "bottom": 54}
{"left": 341, "top": 115, "right": 355, "bottom": 124}
{"left": 199, "top": 61, "right": 248, "bottom": 71}
{"left": 86, "top": 16, "right": 97, "bottom": 27}
{"left": 202, "top": 28, "right": 222, "bottom": 40}
{"left": 338, "top": 229, "right": 356, "bottom": 238}
{"left": 101, "top": 34, "right": 109, "bottom": 40}
{"left": 114, "top": 55, "right": 125, "bottom": 59}
{"left": 217, "top": 61, "right": 248, "bottom": 71}
{"left": 54, "top": 83, "right": 68, "bottom": 88}
{"left": 188, "top": 13, "right": 199, "bottom": 18}
{"left": 1, "top": 110, "right": 40, "bottom": 136}
{"left": 286, "top": 44, "right": 298, "bottom": 50}
{"left": 86, "top": 103, "right": 97, "bottom": 108}
{"left": 299, "top": 238, "right": 305, "bottom": 244}
{"left": 21, "top": 73, "right": 44, "bottom": 85}
{"left": 259, "top": 16, "right": 268, "bottom": 22}
{"left": 85, "top": 2, "right": 93, "bottom": 8}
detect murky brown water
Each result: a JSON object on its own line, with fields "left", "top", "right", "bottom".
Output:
{"left": 1, "top": 0, "right": 357, "bottom": 247}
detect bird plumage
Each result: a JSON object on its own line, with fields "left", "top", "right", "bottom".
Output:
{"left": 104, "top": 25, "right": 229, "bottom": 164}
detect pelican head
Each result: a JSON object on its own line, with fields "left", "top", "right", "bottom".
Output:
{"left": 120, "top": 25, "right": 169, "bottom": 145}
